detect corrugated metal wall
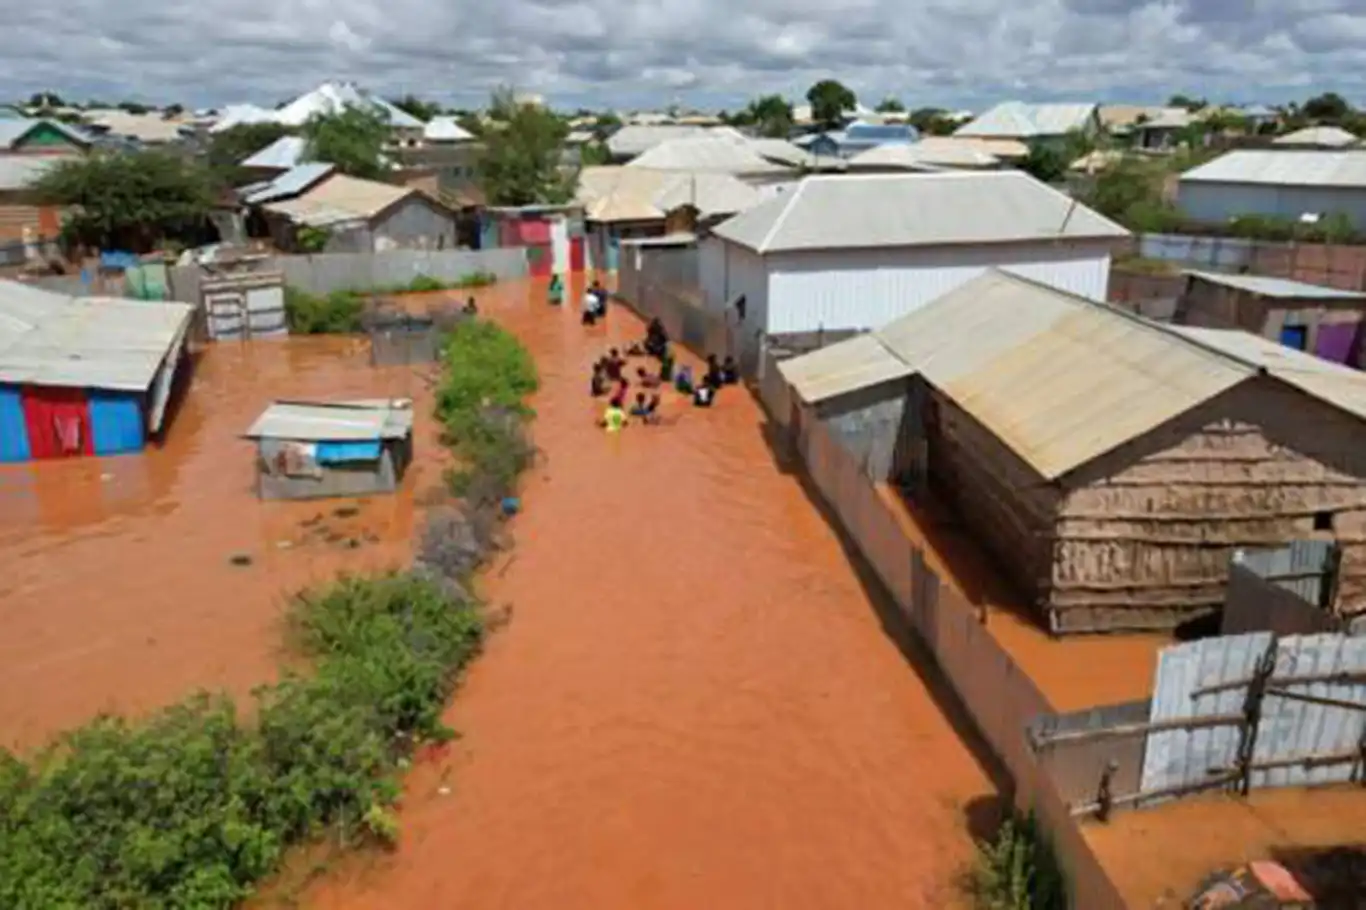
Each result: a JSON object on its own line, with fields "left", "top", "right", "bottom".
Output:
{"left": 0, "top": 384, "right": 29, "bottom": 462}
{"left": 817, "top": 379, "right": 910, "bottom": 481}
{"left": 1178, "top": 181, "right": 1366, "bottom": 230}
{"left": 88, "top": 390, "right": 146, "bottom": 456}
{"left": 763, "top": 240, "right": 1114, "bottom": 334}
{"left": 373, "top": 197, "right": 459, "bottom": 251}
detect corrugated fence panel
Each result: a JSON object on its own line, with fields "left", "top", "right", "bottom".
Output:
{"left": 1141, "top": 632, "right": 1274, "bottom": 793}
{"left": 0, "top": 384, "right": 30, "bottom": 462}
{"left": 1237, "top": 539, "right": 1333, "bottom": 604}
{"left": 88, "top": 390, "right": 145, "bottom": 456}
{"left": 1136, "top": 232, "right": 1257, "bottom": 269}
{"left": 1253, "top": 633, "right": 1366, "bottom": 789}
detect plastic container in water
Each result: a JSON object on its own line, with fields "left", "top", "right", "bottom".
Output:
{"left": 500, "top": 497, "right": 521, "bottom": 517}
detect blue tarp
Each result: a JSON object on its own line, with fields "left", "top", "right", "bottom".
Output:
{"left": 0, "top": 385, "right": 29, "bottom": 463}
{"left": 315, "top": 440, "right": 382, "bottom": 463}
{"left": 88, "top": 390, "right": 145, "bottom": 455}
{"left": 99, "top": 250, "right": 140, "bottom": 271}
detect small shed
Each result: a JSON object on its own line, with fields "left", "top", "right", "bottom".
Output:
{"left": 1176, "top": 270, "right": 1366, "bottom": 366}
{"left": 778, "top": 269, "right": 1366, "bottom": 635}
{"left": 243, "top": 399, "right": 415, "bottom": 501}
{"left": 366, "top": 312, "right": 439, "bottom": 366}
{"left": 260, "top": 174, "right": 459, "bottom": 254}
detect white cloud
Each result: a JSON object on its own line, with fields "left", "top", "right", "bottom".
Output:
{"left": 6, "top": 0, "right": 1366, "bottom": 109}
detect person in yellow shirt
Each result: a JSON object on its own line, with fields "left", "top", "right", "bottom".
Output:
{"left": 601, "top": 403, "right": 627, "bottom": 433}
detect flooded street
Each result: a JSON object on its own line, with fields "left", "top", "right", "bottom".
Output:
{"left": 302, "top": 280, "right": 996, "bottom": 910}
{"left": 2, "top": 279, "right": 996, "bottom": 909}
{"left": 0, "top": 336, "right": 443, "bottom": 750}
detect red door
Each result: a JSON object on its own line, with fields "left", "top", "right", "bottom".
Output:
{"left": 569, "top": 236, "right": 585, "bottom": 272}
{"left": 22, "top": 386, "right": 93, "bottom": 459}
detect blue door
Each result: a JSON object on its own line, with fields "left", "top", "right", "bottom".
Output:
{"left": 88, "top": 390, "right": 146, "bottom": 455}
{"left": 1279, "top": 324, "right": 1308, "bottom": 351}
{"left": 0, "top": 384, "right": 29, "bottom": 462}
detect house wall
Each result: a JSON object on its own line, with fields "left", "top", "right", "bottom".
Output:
{"left": 699, "top": 237, "right": 771, "bottom": 354}
{"left": 256, "top": 438, "right": 411, "bottom": 501}
{"left": 761, "top": 239, "right": 1114, "bottom": 333}
{"left": 1177, "top": 278, "right": 1366, "bottom": 365}
{"left": 1178, "top": 181, "right": 1366, "bottom": 230}
{"left": 925, "top": 387, "right": 1061, "bottom": 608}
{"left": 1056, "top": 379, "right": 1366, "bottom": 633}
{"left": 815, "top": 378, "right": 912, "bottom": 481}
{"left": 0, "top": 384, "right": 30, "bottom": 462}
{"left": 88, "top": 390, "right": 146, "bottom": 456}
{"left": 372, "top": 196, "right": 458, "bottom": 251}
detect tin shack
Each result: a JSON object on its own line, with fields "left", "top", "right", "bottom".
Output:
{"left": 243, "top": 398, "right": 415, "bottom": 500}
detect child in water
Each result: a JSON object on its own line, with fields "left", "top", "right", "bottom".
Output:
{"left": 674, "top": 364, "right": 694, "bottom": 394}
{"left": 703, "top": 354, "right": 724, "bottom": 390}
{"left": 693, "top": 384, "right": 715, "bottom": 408}
{"left": 601, "top": 402, "right": 626, "bottom": 433}
{"left": 548, "top": 273, "right": 564, "bottom": 305}
{"left": 721, "top": 355, "right": 739, "bottom": 385}
{"left": 590, "top": 364, "right": 608, "bottom": 397}
{"left": 636, "top": 366, "right": 661, "bottom": 389}
{"left": 659, "top": 348, "right": 675, "bottom": 382}
{"left": 644, "top": 393, "right": 661, "bottom": 425}
{"left": 629, "top": 392, "right": 650, "bottom": 419}
{"left": 604, "top": 349, "right": 624, "bottom": 381}
{"left": 462, "top": 296, "right": 478, "bottom": 315}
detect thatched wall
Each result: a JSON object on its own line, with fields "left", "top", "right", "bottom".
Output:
{"left": 1057, "top": 378, "right": 1366, "bottom": 632}
{"left": 926, "top": 389, "right": 1060, "bottom": 608}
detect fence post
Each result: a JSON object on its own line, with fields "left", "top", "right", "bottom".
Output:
{"left": 1234, "top": 639, "right": 1278, "bottom": 796}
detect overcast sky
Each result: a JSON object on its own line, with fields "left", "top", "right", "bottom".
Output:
{"left": 8, "top": 0, "right": 1366, "bottom": 111}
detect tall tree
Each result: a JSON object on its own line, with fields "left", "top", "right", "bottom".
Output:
{"left": 391, "top": 94, "right": 442, "bottom": 122}
{"left": 302, "top": 107, "right": 389, "bottom": 180}
{"left": 744, "top": 95, "right": 794, "bottom": 138}
{"left": 592, "top": 112, "right": 622, "bottom": 141}
{"left": 206, "top": 122, "right": 292, "bottom": 185}
{"left": 805, "top": 79, "right": 856, "bottom": 130}
{"left": 875, "top": 96, "right": 905, "bottom": 113}
{"left": 477, "top": 88, "right": 570, "bottom": 206}
{"left": 29, "top": 151, "right": 216, "bottom": 252}
{"left": 1167, "top": 94, "right": 1207, "bottom": 112}
{"left": 909, "top": 107, "right": 957, "bottom": 136}
{"left": 1302, "top": 92, "right": 1351, "bottom": 123}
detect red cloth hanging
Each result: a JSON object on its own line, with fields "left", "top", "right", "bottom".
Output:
{"left": 22, "top": 386, "right": 93, "bottom": 459}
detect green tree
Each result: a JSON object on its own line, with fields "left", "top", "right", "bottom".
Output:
{"left": 743, "top": 95, "right": 794, "bottom": 138}
{"left": 805, "top": 79, "right": 856, "bottom": 130}
{"left": 476, "top": 88, "right": 571, "bottom": 206}
{"left": 454, "top": 110, "right": 484, "bottom": 137}
{"left": 391, "top": 94, "right": 441, "bottom": 122}
{"left": 875, "top": 96, "right": 905, "bottom": 113}
{"left": 1167, "top": 93, "right": 1207, "bottom": 112}
{"left": 579, "top": 142, "right": 611, "bottom": 166}
{"left": 1019, "top": 144, "right": 1069, "bottom": 184}
{"left": 302, "top": 107, "right": 389, "bottom": 180}
{"left": 909, "top": 107, "right": 957, "bottom": 136}
{"left": 592, "top": 112, "right": 622, "bottom": 141}
{"left": 206, "top": 122, "right": 293, "bottom": 184}
{"left": 29, "top": 151, "right": 216, "bottom": 252}
{"left": 117, "top": 101, "right": 151, "bottom": 115}
{"left": 1302, "top": 91, "right": 1351, "bottom": 123}
{"left": 28, "top": 91, "right": 64, "bottom": 109}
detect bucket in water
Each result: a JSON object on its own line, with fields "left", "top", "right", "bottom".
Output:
{"left": 500, "top": 497, "right": 521, "bottom": 516}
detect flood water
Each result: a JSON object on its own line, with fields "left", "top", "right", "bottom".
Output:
{"left": 1, "top": 280, "right": 997, "bottom": 909}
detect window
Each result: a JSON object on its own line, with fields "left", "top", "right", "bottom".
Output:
{"left": 1313, "top": 510, "right": 1334, "bottom": 532}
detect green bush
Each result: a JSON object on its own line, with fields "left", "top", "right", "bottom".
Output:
{"left": 435, "top": 318, "right": 539, "bottom": 499}
{"left": 968, "top": 813, "right": 1067, "bottom": 910}
{"left": 0, "top": 572, "right": 484, "bottom": 909}
{"left": 284, "top": 286, "right": 365, "bottom": 334}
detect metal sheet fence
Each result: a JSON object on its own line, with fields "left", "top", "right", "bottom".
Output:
{"left": 796, "top": 415, "right": 1128, "bottom": 908}
{"left": 166, "top": 248, "right": 528, "bottom": 304}
{"left": 1127, "top": 232, "right": 1366, "bottom": 291}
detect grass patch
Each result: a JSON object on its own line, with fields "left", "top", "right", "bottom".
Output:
{"left": 968, "top": 812, "right": 1067, "bottom": 910}
{"left": 0, "top": 314, "right": 538, "bottom": 908}
{"left": 284, "top": 272, "right": 500, "bottom": 335}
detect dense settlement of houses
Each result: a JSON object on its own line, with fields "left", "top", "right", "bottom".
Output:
{"left": 3, "top": 84, "right": 1366, "bottom": 902}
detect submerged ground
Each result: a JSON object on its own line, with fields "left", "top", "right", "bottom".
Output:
{"left": 0, "top": 279, "right": 996, "bottom": 909}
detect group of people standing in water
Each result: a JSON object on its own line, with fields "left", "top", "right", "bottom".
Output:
{"left": 593, "top": 316, "right": 740, "bottom": 432}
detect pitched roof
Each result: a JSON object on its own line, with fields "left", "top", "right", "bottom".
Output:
{"left": 954, "top": 102, "right": 1097, "bottom": 139}
{"left": 848, "top": 139, "right": 1001, "bottom": 171}
{"left": 780, "top": 269, "right": 1366, "bottom": 479}
{"left": 575, "top": 165, "right": 765, "bottom": 222}
{"left": 0, "top": 117, "right": 92, "bottom": 150}
{"left": 0, "top": 154, "right": 64, "bottom": 191}
{"left": 1184, "top": 270, "right": 1366, "bottom": 300}
{"left": 273, "top": 81, "right": 422, "bottom": 129}
{"left": 626, "top": 134, "right": 790, "bottom": 175}
{"left": 208, "top": 104, "right": 279, "bottom": 134}
{"left": 711, "top": 171, "right": 1128, "bottom": 254}
{"left": 1272, "top": 126, "right": 1360, "bottom": 148}
{"left": 423, "top": 116, "right": 474, "bottom": 142}
{"left": 241, "top": 163, "right": 336, "bottom": 205}
{"left": 262, "top": 174, "right": 429, "bottom": 227}
{"left": 244, "top": 399, "right": 415, "bottom": 441}
{"left": 0, "top": 281, "right": 194, "bottom": 391}
{"left": 1180, "top": 150, "right": 1366, "bottom": 187}
{"left": 606, "top": 124, "right": 708, "bottom": 158}
{"left": 242, "top": 135, "right": 307, "bottom": 169}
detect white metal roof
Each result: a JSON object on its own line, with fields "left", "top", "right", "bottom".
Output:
{"left": 777, "top": 334, "right": 911, "bottom": 403}
{"left": 626, "top": 134, "right": 790, "bottom": 175}
{"left": 606, "top": 124, "right": 708, "bottom": 158}
{"left": 847, "top": 140, "right": 1000, "bottom": 171}
{"left": 711, "top": 171, "right": 1129, "bottom": 254}
{"left": 576, "top": 166, "right": 765, "bottom": 222}
{"left": 208, "top": 104, "right": 279, "bottom": 134}
{"left": 1185, "top": 270, "right": 1366, "bottom": 300}
{"left": 954, "top": 102, "right": 1097, "bottom": 139}
{"left": 1180, "top": 150, "right": 1366, "bottom": 187}
{"left": 273, "top": 82, "right": 423, "bottom": 129}
{"left": 262, "top": 173, "right": 421, "bottom": 227}
{"left": 0, "top": 154, "right": 63, "bottom": 191}
{"left": 1272, "top": 126, "right": 1360, "bottom": 148}
{"left": 244, "top": 399, "right": 415, "bottom": 441}
{"left": 241, "top": 163, "right": 335, "bottom": 205}
{"left": 242, "top": 136, "right": 307, "bottom": 169}
{"left": 423, "top": 116, "right": 474, "bottom": 142}
{"left": 0, "top": 282, "right": 194, "bottom": 390}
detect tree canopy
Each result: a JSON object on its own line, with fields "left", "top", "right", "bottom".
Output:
{"left": 29, "top": 151, "right": 218, "bottom": 252}
{"left": 806, "top": 79, "right": 857, "bottom": 129}
{"left": 737, "top": 95, "right": 794, "bottom": 138}
{"left": 476, "top": 88, "right": 571, "bottom": 206}
{"left": 391, "top": 94, "right": 442, "bottom": 122}
{"left": 909, "top": 107, "right": 958, "bottom": 136}
{"left": 875, "top": 96, "right": 905, "bottom": 113}
{"left": 302, "top": 107, "right": 389, "bottom": 180}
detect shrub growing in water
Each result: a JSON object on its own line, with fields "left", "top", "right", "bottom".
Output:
{"left": 968, "top": 813, "right": 1067, "bottom": 910}
{"left": 284, "top": 285, "right": 365, "bottom": 334}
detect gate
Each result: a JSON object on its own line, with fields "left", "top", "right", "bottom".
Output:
{"left": 202, "top": 272, "right": 287, "bottom": 341}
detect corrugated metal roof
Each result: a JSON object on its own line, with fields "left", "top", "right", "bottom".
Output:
{"left": 626, "top": 135, "right": 790, "bottom": 175}
{"left": 244, "top": 399, "right": 415, "bottom": 441}
{"left": 263, "top": 174, "right": 416, "bottom": 227}
{"left": 1184, "top": 270, "right": 1366, "bottom": 300}
{"left": 0, "top": 281, "right": 194, "bottom": 390}
{"left": 0, "top": 117, "right": 93, "bottom": 150}
{"left": 848, "top": 140, "right": 1000, "bottom": 170}
{"left": 954, "top": 102, "right": 1097, "bottom": 139}
{"left": 424, "top": 116, "right": 474, "bottom": 142}
{"left": 745, "top": 137, "right": 815, "bottom": 168}
{"left": 209, "top": 104, "right": 279, "bottom": 134}
{"left": 576, "top": 166, "right": 765, "bottom": 222}
{"left": 1180, "top": 150, "right": 1366, "bottom": 187}
{"left": 0, "top": 154, "right": 63, "bottom": 191}
{"left": 606, "top": 124, "right": 708, "bottom": 158}
{"left": 1271, "top": 126, "right": 1359, "bottom": 148}
{"left": 242, "top": 136, "right": 307, "bottom": 169}
{"left": 777, "top": 334, "right": 911, "bottom": 402}
{"left": 272, "top": 82, "right": 422, "bottom": 130}
{"left": 711, "top": 171, "right": 1129, "bottom": 254}
{"left": 241, "top": 163, "right": 336, "bottom": 205}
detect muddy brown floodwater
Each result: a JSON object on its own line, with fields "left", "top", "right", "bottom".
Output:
{"left": 0, "top": 335, "right": 443, "bottom": 750}
{"left": 294, "top": 280, "right": 997, "bottom": 910}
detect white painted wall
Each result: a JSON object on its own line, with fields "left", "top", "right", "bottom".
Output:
{"left": 762, "top": 240, "right": 1114, "bottom": 334}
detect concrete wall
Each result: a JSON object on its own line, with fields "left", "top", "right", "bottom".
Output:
{"left": 816, "top": 378, "right": 912, "bottom": 481}
{"left": 167, "top": 248, "right": 527, "bottom": 303}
